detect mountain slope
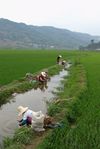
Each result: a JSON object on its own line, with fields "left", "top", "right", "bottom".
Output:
{"left": 0, "top": 18, "right": 99, "bottom": 49}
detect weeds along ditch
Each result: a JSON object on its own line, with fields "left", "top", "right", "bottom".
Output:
{"left": 0, "top": 49, "right": 78, "bottom": 86}
{"left": 36, "top": 61, "right": 87, "bottom": 149}
{"left": 0, "top": 49, "right": 80, "bottom": 106}
{"left": 36, "top": 52, "right": 100, "bottom": 149}
{"left": 1, "top": 50, "right": 100, "bottom": 149}
{"left": 2, "top": 66, "right": 70, "bottom": 147}
{"left": 0, "top": 64, "right": 63, "bottom": 107}
{"left": 3, "top": 60, "right": 87, "bottom": 149}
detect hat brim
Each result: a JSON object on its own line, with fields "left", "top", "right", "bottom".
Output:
{"left": 18, "top": 107, "right": 28, "bottom": 116}
{"left": 41, "top": 72, "right": 46, "bottom": 77}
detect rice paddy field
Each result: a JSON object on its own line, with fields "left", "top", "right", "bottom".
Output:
{"left": 0, "top": 49, "right": 100, "bottom": 149}
{"left": 0, "top": 49, "right": 73, "bottom": 85}
{"left": 35, "top": 51, "right": 100, "bottom": 149}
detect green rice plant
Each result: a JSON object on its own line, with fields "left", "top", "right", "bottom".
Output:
{"left": 3, "top": 127, "right": 35, "bottom": 149}
{"left": 3, "top": 137, "right": 13, "bottom": 148}
{"left": 0, "top": 49, "right": 82, "bottom": 86}
{"left": 3, "top": 144, "right": 23, "bottom": 149}
{"left": 0, "top": 58, "right": 64, "bottom": 106}
{"left": 36, "top": 56, "right": 88, "bottom": 149}
{"left": 3, "top": 50, "right": 100, "bottom": 149}
{"left": 0, "top": 49, "right": 68, "bottom": 85}
{"left": 13, "top": 127, "right": 34, "bottom": 145}
{"left": 41, "top": 51, "right": 100, "bottom": 149}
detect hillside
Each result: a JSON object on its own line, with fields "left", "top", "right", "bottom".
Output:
{"left": 0, "top": 18, "right": 100, "bottom": 49}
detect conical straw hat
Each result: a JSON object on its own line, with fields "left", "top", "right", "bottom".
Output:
{"left": 17, "top": 106, "right": 28, "bottom": 116}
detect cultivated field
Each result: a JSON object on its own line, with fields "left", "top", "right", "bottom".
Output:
{"left": 35, "top": 50, "right": 100, "bottom": 149}
{"left": 0, "top": 49, "right": 100, "bottom": 149}
{"left": 0, "top": 49, "right": 74, "bottom": 85}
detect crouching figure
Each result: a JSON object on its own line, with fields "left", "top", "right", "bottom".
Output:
{"left": 56, "top": 55, "right": 62, "bottom": 64}
{"left": 17, "top": 106, "right": 45, "bottom": 131}
{"left": 61, "top": 60, "right": 67, "bottom": 69}
{"left": 17, "top": 106, "right": 62, "bottom": 132}
{"left": 36, "top": 71, "right": 50, "bottom": 83}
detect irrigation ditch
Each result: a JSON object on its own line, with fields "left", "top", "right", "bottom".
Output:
{"left": 0, "top": 61, "right": 87, "bottom": 149}
{"left": 0, "top": 64, "right": 70, "bottom": 148}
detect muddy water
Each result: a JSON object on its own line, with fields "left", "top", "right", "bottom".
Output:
{"left": 0, "top": 68, "right": 69, "bottom": 144}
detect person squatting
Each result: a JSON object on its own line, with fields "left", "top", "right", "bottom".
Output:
{"left": 17, "top": 106, "right": 62, "bottom": 132}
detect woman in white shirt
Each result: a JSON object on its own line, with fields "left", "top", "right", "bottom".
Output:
{"left": 17, "top": 106, "right": 45, "bottom": 131}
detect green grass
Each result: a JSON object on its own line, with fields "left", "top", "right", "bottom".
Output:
{"left": 3, "top": 127, "right": 34, "bottom": 149}
{"left": 2, "top": 50, "right": 100, "bottom": 149}
{"left": 0, "top": 49, "right": 77, "bottom": 85}
{"left": 0, "top": 50, "right": 54, "bottom": 85}
{"left": 2, "top": 61, "right": 68, "bottom": 149}
{"left": 36, "top": 51, "right": 100, "bottom": 149}
{"left": 0, "top": 49, "right": 80, "bottom": 105}
{"left": 0, "top": 49, "right": 73, "bottom": 105}
{"left": 0, "top": 61, "right": 65, "bottom": 106}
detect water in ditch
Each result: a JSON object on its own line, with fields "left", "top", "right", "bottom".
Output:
{"left": 0, "top": 67, "right": 69, "bottom": 145}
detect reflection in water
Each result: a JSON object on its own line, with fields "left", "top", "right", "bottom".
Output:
{"left": 34, "top": 82, "right": 48, "bottom": 92}
{"left": 0, "top": 67, "right": 69, "bottom": 144}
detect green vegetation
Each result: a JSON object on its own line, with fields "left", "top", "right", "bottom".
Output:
{"left": 36, "top": 59, "right": 87, "bottom": 149}
{"left": 2, "top": 60, "right": 66, "bottom": 149}
{"left": 0, "top": 49, "right": 78, "bottom": 86}
{"left": 36, "top": 51, "right": 100, "bottom": 149}
{"left": 3, "top": 51, "right": 86, "bottom": 149}
{"left": 80, "top": 39, "right": 100, "bottom": 50}
{"left": 0, "top": 49, "right": 80, "bottom": 105}
{"left": 0, "top": 62, "right": 64, "bottom": 106}
{"left": 1, "top": 50, "right": 100, "bottom": 149}
{"left": 3, "top": 127, "right": 34, "bottom": 149}
{"left": 0, "top": 50, "right": 55, "bottom": 85}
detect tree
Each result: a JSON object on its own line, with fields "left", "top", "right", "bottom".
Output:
{"left": 91, "top": 39, "right": 94, "bottom": 44}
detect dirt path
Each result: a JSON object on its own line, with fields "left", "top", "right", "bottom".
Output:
{"left": 25, "top": 130, "right": 50, "bottom": 149}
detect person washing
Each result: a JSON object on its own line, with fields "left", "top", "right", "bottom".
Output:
{"left": 17, "top": 106, "right": 45, "bottom": 131}
{"left": 61, "top": 60, "right": 67, "bottom": 69}
{"left": 56, "top": 55, "right": 62, "bottom": 64}
{"left": 17, "top": 106, "right": 62, "bottom": 131}
{"left": 36, "top": 72, "right": 48, "bottom": 83}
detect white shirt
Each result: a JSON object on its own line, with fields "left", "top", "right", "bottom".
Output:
{"left": 23, "top": 110, "right": 45, "bottom": 123}
{"left": 23, "top": 109, "right": 33, "bottom": 120}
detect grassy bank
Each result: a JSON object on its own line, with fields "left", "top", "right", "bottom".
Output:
{"left": 36, "top": 60, "right": 87, "bottom": 149}
{"left": 2, "top": 63, "right": 65, "bottom": 149}
{"left": 36, "top": 52, "right": 100, "bottom": 149}
{"left": 0, "top": 64, "right": 63, "bottom": 107}
{"left": 0, "top": 49, "right": 76, "bottom": 86}
{"left": 0, "top": 49, "right": 80, "bottom": 106}
{"left": 3, "top": 58, "right": 87, "bottom": 149}
{"left": 2, "top": 51, "right": 100, "bottom": 149}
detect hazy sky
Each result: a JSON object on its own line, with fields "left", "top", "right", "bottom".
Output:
{"left": 0, "top": 0, "right": 100, "bottom": 35}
